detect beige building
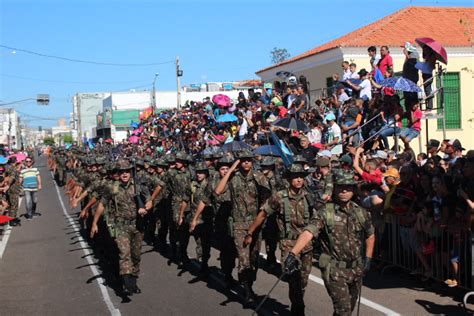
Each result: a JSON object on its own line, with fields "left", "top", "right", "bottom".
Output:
{"left": 256, "top": 6, "right": 474, "bottom": 152}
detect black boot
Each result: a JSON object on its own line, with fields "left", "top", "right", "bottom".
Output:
{"left": 224, "top": 274, "right": 236, "bottom": 289}
{"left": 122, "top": 274, "right": 134, "bottom": 296}
{"left": 290, "top": 304, "right": 305, "bottom": 316}
{"left": 131, "top": 276, "right": 141, "bottom": 294}
{"left": 242, "top": 281, "right": 256, "bottom": 302}
{"left": 200, "top": 262, "right": 209, "bottom": 275}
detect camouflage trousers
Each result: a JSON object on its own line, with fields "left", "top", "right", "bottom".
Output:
{"left": 280, "top": 240, "right": 313, "bottom": 309}
{"left": 234, "top": 228, "right": 261, "bottom": 283}
{"left": 7, "top": 192, "right": 20, "bottom": 218}
{"left": 321, "top": 266, "right": 363, "bottom": 316}
{"left": 115, "top": 224, "right": 144, "bottom": 276}
{"left": 56, "top": 168, "right": 65, "bottom": 185}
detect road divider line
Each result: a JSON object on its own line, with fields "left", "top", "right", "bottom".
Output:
{"left": 52, "top": 175, "right": 121, "bottom": 316}
{"left": 0, "top": 197, "right": 22, "bottom": 259}
{"left": 259, "top": 252, "right": 400, "bottom": 316}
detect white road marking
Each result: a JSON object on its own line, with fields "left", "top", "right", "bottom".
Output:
{"left": 53, "top": 175, "right": 121, "bottom": 316}
{"left": 260, "top": 252, "right": 400, "bottom": 316}
{"left": 0, "top": 197, "right": 22, "bottom": 259}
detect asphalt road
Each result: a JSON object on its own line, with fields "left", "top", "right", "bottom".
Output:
{"left": 0, "top": 156, "right": 472, "bottom": 315}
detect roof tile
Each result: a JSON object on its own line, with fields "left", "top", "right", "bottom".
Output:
{"left": 257, "top": 6, "right": 474, "bottom": 74}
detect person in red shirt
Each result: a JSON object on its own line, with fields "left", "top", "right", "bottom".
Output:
{"left": 353, "top": 147, "right": 382, "bottom": 184}
{"left": 400, "top": 102, "right": 423, "bottom": 145}
{"left": 377, "top": 45, "right": 394, "bottom": 77}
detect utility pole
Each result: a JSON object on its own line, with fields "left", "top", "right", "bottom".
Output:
{"left": 76, "top": 95, "right": 82, "bottom": 145}
{"left": 7, "top": 108, "right": 12, "bottom": 149}
{"left": 152, "top": 73, "right": 159, "bottom": 112}
{"left": 176, "top": 56, "right": 183, "bottom": 110}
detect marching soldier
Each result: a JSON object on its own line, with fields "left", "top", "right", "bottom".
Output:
{"left": 245, "top": 164, "right": 314, "bottom": 315}
{"left": 284, "top": 170, "right": 375, "bottom": 316}
{"left": 215, "top": 150, "right": 271, "bottom": 301}
{"left": 91, "top": 159, "right": 147, "bottom": 296}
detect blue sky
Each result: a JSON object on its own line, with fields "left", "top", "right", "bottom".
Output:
{"left": 1, "top": 0, "right": 472, "bottom": 127}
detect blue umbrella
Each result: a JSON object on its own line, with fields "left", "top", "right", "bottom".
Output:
{"left": 380, "top": 77, "right": 421, "bottom": 93}
{"left": 216, "top": 113, "right": 238, "bottom": 123}
{"left": 0, "top": 156, "right": 8, "bottom": 164}
{"left": 253, "top": 145, "right": 281, "bottom": 157}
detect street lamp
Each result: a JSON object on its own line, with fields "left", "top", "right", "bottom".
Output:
{"left": 152, "top": 73, "right": 159, "bottom": 110}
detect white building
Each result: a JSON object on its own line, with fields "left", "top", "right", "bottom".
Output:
{"left": 73, "top": 92, "right": 110, "bottom": 141}
{"left": 0, "top": 108, "right": 21, "bottom": 149}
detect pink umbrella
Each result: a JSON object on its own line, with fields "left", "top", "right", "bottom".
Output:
{"left": 212, "top": 94, "right": 231, "bottom": 107}
{"left": 129, "top": 135, "right": 140, "bottom": 144}
{"left": 415, "top": 37, "right": 448, "bottom": 65}
{"left": 8, "top": 152, "right": 27, "bottom": 162}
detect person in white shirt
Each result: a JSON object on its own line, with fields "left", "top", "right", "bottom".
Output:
{"left": 306, "top": 120, "right": 323, "bottom": 144}
{"left": 349, "top": 63, "right": 360, "bottom": 79}
{"left": 346, "top": 68, "right": 372, "bottom": 101}
{"left": 324, "top": 113, "right": 343, "bottom": 156}
{"left": 341, "top": 61, "right": 351, "bottom": 80}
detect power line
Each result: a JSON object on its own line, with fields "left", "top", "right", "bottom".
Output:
{"left": 0, "top": 44, "right": 175, "bottom": 67}
{"left": 2, "top": 73, "right": 150, "bottom": 85}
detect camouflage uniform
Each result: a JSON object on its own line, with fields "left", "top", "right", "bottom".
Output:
{"left": 261, "top": 157, "right": 285, "bottom": 267}
{"left": 6, "top": 166, "right": 21, "bottom": 219}
{"left": 304, "top": 180, "right": 374, "bottom": 316}
{"left": 187, "top": 162, "right": 212, "bottom": 267}
{"left": 227, "top": 153, "right": 270, "bottom": 287}
{"left": 262, "top": 164, "right": 314, "bottom": 312}
{"left": 203, "top": 159, "right": 236, "bottom": 282}
{"left": 55, "top": 152, "right": 67, "bottom": 186}
{"left": 100, "top": 178, "right": 143, "bottom": 277}
{"left": 164, "top": 153, "right": 192, "bottom": 260}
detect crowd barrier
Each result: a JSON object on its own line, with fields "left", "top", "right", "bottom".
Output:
{"left": 371, "top": 213, "right": 473, "bottom": 307}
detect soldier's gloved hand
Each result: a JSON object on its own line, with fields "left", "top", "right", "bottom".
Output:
{"left": 363, "top": 257, "right": 372, "bottom": 273}
{"left": 283, "top": 252, "right": 299, "bottom": 275}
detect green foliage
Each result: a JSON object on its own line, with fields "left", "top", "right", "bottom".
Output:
{"left": 43, "top": 137, "right": 55, "bottom": 146}
{"left": 63, "top": 134, "right": 74, "bottom": 144}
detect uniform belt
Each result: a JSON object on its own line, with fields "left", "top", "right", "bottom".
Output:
{"left": 114, "top": 219, "right": 136, "bottom": 225}
{"left": 233, "top": 215, "right": 254, "bottom": 223}
{"left": 330, "top": 257, "right": 363, "bottom": 269}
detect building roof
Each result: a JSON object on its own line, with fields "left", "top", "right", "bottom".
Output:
{"left": 256, "top": 6, "right": 474, "bottom": 74}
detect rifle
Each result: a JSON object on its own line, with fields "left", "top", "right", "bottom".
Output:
{"left": 130, "top": 157, "right": 146, "bottom": 232}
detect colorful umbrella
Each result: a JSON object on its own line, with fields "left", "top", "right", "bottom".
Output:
{"left": 216, "top": 113, "right": 238, "bottom": 123}
{"left": 0, "top": 156, "right": 9, "bottom": 164}
{"left": 272, "top": 117, "right": 309, "bottom": 132}
{"left": 253, "top": 145, "right": 281, "bottom": 157}
{"left": 380, "top": 77, "right": 421, "bottom": 93}
{"left": 415, "top": 37, "right": 448, "bottom": 65}
{"left": 104, "top": 138, "right": 113, "bottom": 143}
{"left": 129, "top": 135, "right": 140, "bottom": 144}
{"left": 0, "top": 215, "right": 14, "bottom": 225}
{"left": 8, "top": 152, "right": 27, "bottom": 162}
{"left": 212, "top": 94, "right": 231, "bottom": 107}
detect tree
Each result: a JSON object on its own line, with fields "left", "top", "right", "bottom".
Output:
{"left": 43, "top": 137, "right": 55, "bottom": 146}
{"left": 63, "top": 134, "right": 73, "bottom": 144}
{"left": 270, "top": 47, "right": 291, "bottom": 64}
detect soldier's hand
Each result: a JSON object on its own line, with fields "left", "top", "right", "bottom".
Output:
{"left": 243, "top": 233, "right": 252, "bottom": 247}
{"left": 283, "top": 252, "right": 299, "bottom": 275}
{"left": 145, "top": 200, "right": 153, "bottom": 211}
{"left": 363, "top": 257, "right": 372, "bottom": 273}
{"left": 71, "top": 200, "right": 78, "bottom": 209}
{"left": 178, "top": 216, "right": 183, "bottom": 227}
{"left": 138, "top": 208, "right": 147, "bottom": 217}
{"left": 230, "top": 159, "right": 241, "bottom": 172}
{"left": 90, "top": 224, "right": 98, "bottom": 238}
{"left": 189, "top": 219, "right": 197, "bottom": 233}
{"left": 79, "top": 209, "right": 88, "bottom": 219}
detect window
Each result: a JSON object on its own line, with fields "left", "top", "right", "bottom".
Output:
{"left": 437, "top": 72, "right": 461, "bottom": 129}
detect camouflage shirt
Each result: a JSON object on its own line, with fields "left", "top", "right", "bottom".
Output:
{"left": 228, "top": 170, "right": 270, "bottom": 224}
{"left": 100, "top": 180, "right": 138, "bottom": 221}
{"left": 165, "top": 168, "right": 191, "bottom": 203}
{"left": 305, "top": 201, "right": 374, "bottom": 262}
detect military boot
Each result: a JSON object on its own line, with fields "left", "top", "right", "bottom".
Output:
{"left": 122, "top": 274, "right": 134, "bottom": 296}
{"left": 242, "top": 281, "right": 256, "bottom": 303}
{"left": 290, "top": 304, "right": 305, "bottom": 316}
{"left": 131, "top": 276, "right": 141, "bottom": 294}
